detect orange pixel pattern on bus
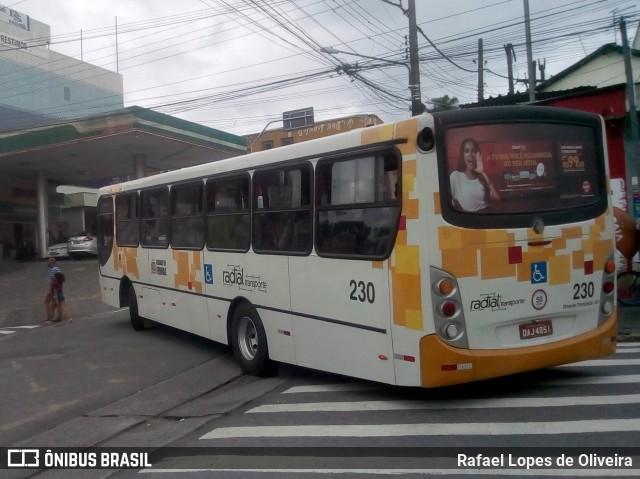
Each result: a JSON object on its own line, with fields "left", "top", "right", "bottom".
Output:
{"left": 113, "top": 245, "right": 139, "bottom": 279}
{"left": 173, "top": 250, "right": 203, "bottom": 293}
{"left": 362, "top": 118, "right": 424, "bottom": 331}
{"left": 437, "top": 214, "right": 612, "bottom": 283}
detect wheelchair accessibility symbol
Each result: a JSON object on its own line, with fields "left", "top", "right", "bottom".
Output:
{"left": 531, "top": 261, "right": 547, "bottom": 284}
{"left": 204, "top": 264, "right": 214, "bottom": 285}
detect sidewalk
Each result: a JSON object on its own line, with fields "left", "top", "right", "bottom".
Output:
{"left": 0, "top": 258, "right": 115, "bottom": 328}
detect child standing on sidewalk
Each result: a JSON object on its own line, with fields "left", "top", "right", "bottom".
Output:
{"left": 44, "top": 258, "right": 62, "bottom": 322}
{"left": 46, "top": 271, "right": 72, "bottom": 324}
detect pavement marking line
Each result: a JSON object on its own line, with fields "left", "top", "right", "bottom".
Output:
{"left": 246, "top": 393, "right": 640, "bottom": 414}
{"left": 558, "top": 358, "right": 640, "bottom": 367}
{"left": 6, "top": 325, "right": 40, "bottom": 329}
{"left": 0, "top": 330, "right": 15, "bottom": 335}
{"left": 617, "top": 343, "right": 638, "bottom": 347}
{"left": 200, "top": 418, "right": 640, "bottom": 439}
{"left": 537, "top": 374, "right": 640, "bottom": 385}
{"left": 616, "top": 348, "right": 640, "bottom": 353}
{"left": 282, "top": 384, "right": 378, "bottom": 394}
{"left": 141, "top": 468, "right": 640, "bottom": 476}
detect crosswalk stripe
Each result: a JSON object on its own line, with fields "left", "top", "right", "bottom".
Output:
{"left": 537, "top": 374, "right": 640, "bottom": 385}
{"left": 616, "top": 348, "right": 640, "bottom": 353}
{"left": 200, "top": 418, "right": 640, "bottom": 439}
{"left": 247, "top": 393, "right": 640, "bottom": 414}
{"left": 559, "top": 358, "right": 640, "bottom": 367}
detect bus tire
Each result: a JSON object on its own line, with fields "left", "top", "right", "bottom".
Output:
{"left": 129, "top": 287, "right": 147, "bottom": 331}
{"left": 231, "top": 304, "right": 271, "bottom": 376}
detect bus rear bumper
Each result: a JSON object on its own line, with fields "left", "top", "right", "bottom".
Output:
{"left": 419, "top": 311, "right": 618, "bottom": 388}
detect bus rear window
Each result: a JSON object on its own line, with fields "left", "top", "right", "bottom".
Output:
{"left": 441, "top": 121, "right": 606, "bottom": 227}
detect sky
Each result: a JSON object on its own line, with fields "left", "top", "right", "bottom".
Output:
{"left": 5, "top": 0, "right": 640, "bottom": 137}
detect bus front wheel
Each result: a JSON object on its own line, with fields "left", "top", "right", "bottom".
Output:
{"left": 231, "top": 304, "right": 271, "bottom": 376}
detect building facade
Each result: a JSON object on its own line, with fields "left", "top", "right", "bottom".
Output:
{"left": 245, "top": 114, "right": 384, "bottom": 152}
{"left": 0, "top": 5, "right": 124, "bottom": 131}
{"left": 0, "top": 5, "right": 124, "bottom": 259}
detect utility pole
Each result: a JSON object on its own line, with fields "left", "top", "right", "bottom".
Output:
{"left": 524, "top": 0, "right": 535, "bottom": 102}
{"left": 477, "top": 39, "right": 484, "bottom": 102}
{"left": 504, "top": 44, "right": 516, "bottom": 95}
{"left": 620, "top": 16, "right": 640, "bottom": 223}
{"left": 407, "top": 0, "right": 423, "bottom": 115}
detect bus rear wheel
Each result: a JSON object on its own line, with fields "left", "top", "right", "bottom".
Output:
{"left": 231, "top": 304, "right": 271, "bottom": 376}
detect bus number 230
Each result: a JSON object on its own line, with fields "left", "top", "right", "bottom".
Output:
{"left": 350, "top": 280, "right": 375, "bottom": 304}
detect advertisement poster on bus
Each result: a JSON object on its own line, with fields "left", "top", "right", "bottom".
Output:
{"left": 445, "top": 123, "right": 598, "bottom": 213}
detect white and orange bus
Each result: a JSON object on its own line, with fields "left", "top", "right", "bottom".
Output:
{"left": 97, "top": 106, "right": 617, "bottom": 387}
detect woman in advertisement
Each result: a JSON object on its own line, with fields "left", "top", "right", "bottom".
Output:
{"left": 450, "top": 138, "right": 500, "bottom": 211}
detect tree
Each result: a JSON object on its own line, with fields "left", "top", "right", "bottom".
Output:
{"left": 427, "top": 95, "right": 459, "bottom": 112}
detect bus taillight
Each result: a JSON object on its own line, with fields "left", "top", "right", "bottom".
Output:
{"left": 438, "top": 279, "right": 454, "bottom": 296}
{"left": 441, "top": 301, "right": 457, "bottom": 317}
{"left": 603, "top": 281, "right": 614, "bottom": 294}
{"left": 604, "top": 259, "right": 616, "bottom": 275}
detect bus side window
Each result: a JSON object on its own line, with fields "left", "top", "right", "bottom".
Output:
{"left": 115, "top": 193, "right": 139, "bottom": 247}
{"left": 316, "top": 152, "right": 400, "bottom": 259}
{"left": 170, "top": 182, "right": 204, "bottom": 250}
{"left": 140, "top": 188, "right": 169, "bottom": 248}
{"left": 206, "top": 174, "right": 250, "bottom": 251}
{"left": 253, "top": 165, "right": 312, "bottom": 254}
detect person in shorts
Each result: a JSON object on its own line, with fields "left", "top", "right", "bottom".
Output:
{"left": 44, "top": 258, "right": 62, "bottom": 322}
{"left": 46, "top": 270, "right": 72, "bottom": 324}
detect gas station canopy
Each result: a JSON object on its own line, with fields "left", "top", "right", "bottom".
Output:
{"left": 0, "top": 106, "right": 247, "bottom": 186}
{"left": 0, "top": 105, "right": 247, "bottom": 259}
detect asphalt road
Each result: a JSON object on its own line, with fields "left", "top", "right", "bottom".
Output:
{"left": 0, "top": 257, "right": 115, "bottom": 328}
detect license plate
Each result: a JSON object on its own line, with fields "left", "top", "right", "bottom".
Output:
{"left": 519, "top": 320, "right": 553, "bottom": 340}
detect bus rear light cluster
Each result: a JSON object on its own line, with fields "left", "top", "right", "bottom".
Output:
{"left": 599, "top": 255, "right": 616, "bottom": 323}
{"left": 430, "top": 266, "right": 469, "bottom": 348}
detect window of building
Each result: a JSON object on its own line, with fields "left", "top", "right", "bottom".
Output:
{"left": 281, "top": 137, "right": 294, "bottom": 146}
{"left": 170, "top": 182, "right": 204, "bottom": 249}
{"left": 64, "top": 86, "right": 71, "bottom": 101}
{"left": 115, "top": 193, "right": 139, "bottom": 247}
{"left": 262, "top": 140, "right": 274, "bottom": 150}
{"left": 206, "top": 174, "right": 250, "bottom": 251}
{"left": 315, "top": 151, "right": 400, "bottom": 258}
{"left": 140, "top": 188, "right": 169, "bottom": 248}
{"left": 253, "top": 164, "right": 312, "bottom": 254}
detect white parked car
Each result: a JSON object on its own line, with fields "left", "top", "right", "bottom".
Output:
{"left": 67, "top": 231, "right": 98, "bottom": 258}
{"left": 46, "top": 241, "right": 69, "bottom": 259}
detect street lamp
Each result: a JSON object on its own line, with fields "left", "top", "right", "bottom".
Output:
{"left": 320, "top": 47, "right": 424, "bottom": 116}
